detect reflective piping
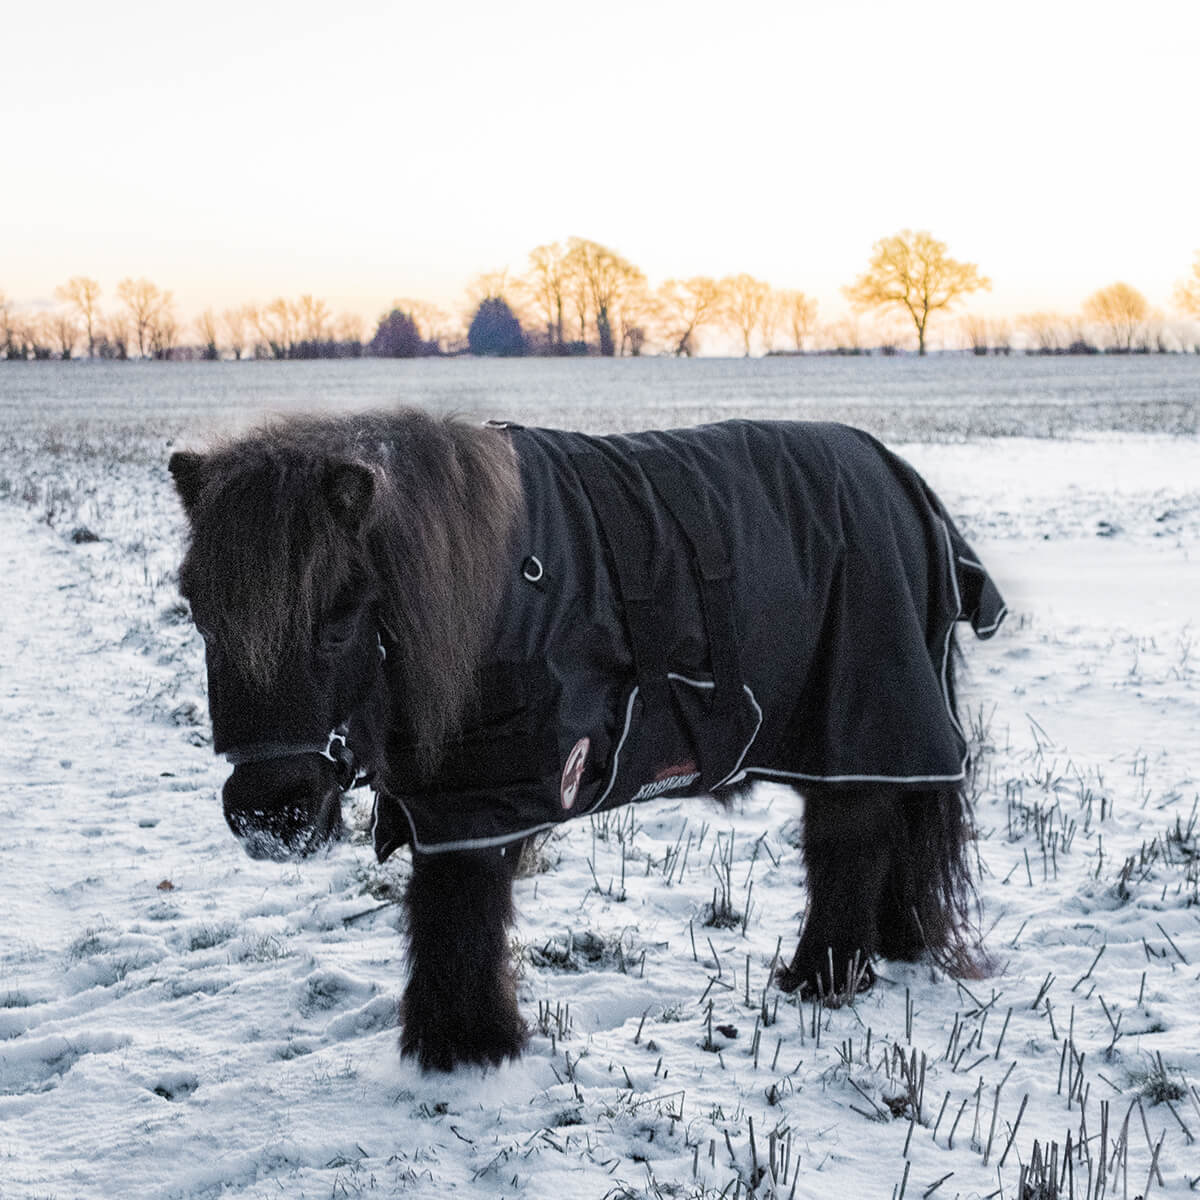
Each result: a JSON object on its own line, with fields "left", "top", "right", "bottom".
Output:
{"left": 938, "top": 517, "right": 967, "bottom": 744}
{"left": 667, "top": 674, "right": 763, "bottom": 790}
{"left": 385, "top": 675, "right": 764, "bottom": 857}
{"left": 956, "top": 554, "right": 1007, "bottom": 635}
{"left": 748, "top": 763, "right": 968, "bottom": 786}
{"left": 584, "top": 676, "right": 763, "bottom": 815}
{"left": 587, "top": 688, "right": 639, "bottom": 813}
{"left": 383, "top": 804, "right": 561, "bottom": 856}
{"left": 973, "top": 605, "right": 1008, "bottom": 637}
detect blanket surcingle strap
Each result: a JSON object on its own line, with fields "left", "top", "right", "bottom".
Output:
{"left": 574, "top": 449, "right": 752, "bottom": 790}
{"left": 372, "top": 420, "right": 1007, "bottom": 860}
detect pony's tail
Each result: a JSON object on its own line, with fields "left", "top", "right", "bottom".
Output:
{"left": 886, "top": 629, "right": 986, "bottom": 977}
{"left": 893, "top": 786, "right": 981, "bottom": 977}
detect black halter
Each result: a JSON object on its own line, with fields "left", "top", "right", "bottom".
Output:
{"left": 223, "top": 724, "right": 366, "bottom": 791}
{"left": 219, "top": 633, "right": 386, "bottom": 792}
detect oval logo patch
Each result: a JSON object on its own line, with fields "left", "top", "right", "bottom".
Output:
{"left": 560, "top": 737, "right": 590, "bottom": 810}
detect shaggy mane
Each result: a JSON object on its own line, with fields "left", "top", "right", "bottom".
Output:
{"left": 176, "top": 409, "right": 522, "bottom": 767}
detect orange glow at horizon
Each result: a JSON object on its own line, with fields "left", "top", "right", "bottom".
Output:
{"left": 2, "top": 0, "right": 1197, "bottom": 332}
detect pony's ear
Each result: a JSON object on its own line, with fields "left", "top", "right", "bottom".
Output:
{"left": 168, "top": 450, "right": 208, "bottom": 514}
{"left": 325, "top": 462, "right": 376, "bottom": 531}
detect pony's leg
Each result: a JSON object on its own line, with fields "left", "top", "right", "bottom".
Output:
{"left": 778, "top": 787, "right": 896, "bottom": 998}
{"left": 400, "top": 841, "right": 527, "bottom": 1071}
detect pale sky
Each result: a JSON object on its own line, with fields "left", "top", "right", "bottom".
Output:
{"left": 3, "top": 0, "right": 1197, "bottom": 327}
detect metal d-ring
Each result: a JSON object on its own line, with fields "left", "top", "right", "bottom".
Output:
{"left": 521, "top": 555, "right": 545, "bottom": 585}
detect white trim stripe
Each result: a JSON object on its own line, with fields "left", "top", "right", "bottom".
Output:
{"left": 587, "top": 687, "right": 641, "bottom": 812}
{"left": 974, "top": 605, "right": 1008, "bottom": 637}
{"left": 747, "top": 762, "right": 968, "bottom": 786}
{"left": 584, "top": 675, "right": 764, "bottom": 814}
{"left": 402, "top": 818, "right": 561, "bottom": 856}
{"left": 758, "top": 517, "right": 973, "bottom": 788}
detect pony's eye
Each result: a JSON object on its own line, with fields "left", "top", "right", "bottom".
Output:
{"left": 328, "top": 598, "right": 359, "bottom": 626}
{"left": 323, "top": 595, "right": 363, "bottom": 644}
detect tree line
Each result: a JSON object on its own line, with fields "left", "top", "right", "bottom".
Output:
{"left": 3, "top": 235, "right": 1198, "bottom": 362}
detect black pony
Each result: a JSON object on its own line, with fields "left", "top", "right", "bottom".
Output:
{"left": 169, "top": 410, "right": 1005, "bottom": 1071}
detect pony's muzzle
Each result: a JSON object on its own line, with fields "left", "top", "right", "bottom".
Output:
{"left": 222, "top": 755, "right": 345, "bottom": 861}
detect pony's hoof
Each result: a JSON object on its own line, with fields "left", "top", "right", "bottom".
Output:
{"left": 776, "top": 955, "right": 876, "bottom": 1003}
{"left": 401, "top": 1018, "right": 528, "bottom": 1073}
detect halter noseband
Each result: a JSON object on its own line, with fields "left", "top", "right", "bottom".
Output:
{"left": 223, "top": 725, "right": 367, "bottom": 791}
{"left": 219, "top": 634, "right": 385, "bottom": 792}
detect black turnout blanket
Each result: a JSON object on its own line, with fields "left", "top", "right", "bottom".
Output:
{"left": 373, "top": 420, "right": 1006, "bottom": 859}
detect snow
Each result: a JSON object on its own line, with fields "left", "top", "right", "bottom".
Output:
{"left": 1, "top": 368, "right": 1199, "bottom": 1198}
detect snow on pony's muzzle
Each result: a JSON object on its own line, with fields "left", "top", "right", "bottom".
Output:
{"left": 221, "top": 754, "right": 346, "bottom": 861}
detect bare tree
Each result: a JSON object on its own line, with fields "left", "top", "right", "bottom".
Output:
{"left": 0, "top": 293, "right": 38, "bottom": 359}
{"left": 148, "top": 292, "right": 179, "bottom": 359}
{"left": 295, "top": 294, "right": 332, "bottom": 347}
{"left": 221, "top": 305, "right": 255, "bottom": 360}
{"left": 565, "top": 238, "right": 645, "bottom": 357}
{"left": 1174, "top": 251, "right": 1200, "bottom": 321}
{"left": 55, "top": 276, "right": 102, "bottom": 358}
{"left": 655, "top": 276, "right": 725, "bottom": 357}
{"left": 256, "top": 298, "right": 297, "bottom": 359}
{"left": 98, "top": 313, "right": 131, "bottom": 360}
{"left": 196, "top": 309, "right": 221, "bottom": 359}
{"left": 1137, "top": 310, "right": 1170, "bottom": 354}
{"left": 721, "top": 273, "right": 772, "bottom": 356}
{"left": 776, "top": 290, "right": 818, "bottom": 353}
{"left": 48, "top": 308, "right": 80, "bottom": 359}
{"left": 116, "top": 277, "right": 170, "bottom": 358}
{"left": 1062, "top": 313, "right": 1094, "bottom": 353}
{"left": 615, "top": 278, "right": 657, "bottom": 356}
{"left": 566, "top": 260, "right": 590, "bottom": 345}
{"left": 960, "top": 313, "right": 990, "bottom": 354}
{"left": 844, "top": 230, "right": 990, "bottom": 355}
{"left": 759, "top": 292, "right": 782, "bottom": 354}
{"left": 1, "top": 296, "right": 26, "bottom": 359}
{"left": 1019, "top": 311, "right": 1068, "bottom": 353}
{"left": 958, "top": 314, "right": 1012, "bottom": 356}
{"left": 466, "top": 269, "right": 511, "bottom": 307}
{"left": 522, "top": 242, "right": 571, "bottom": 349}
{"left": 1082, "top": 281, "right": 1149, "bottom": 352}
{"left": 26, "top": 314, "right": 52, "bottom": 359}
{"left": 820, "top": 315, "right": 869, "bottom": 354}
{"left": 334, "top": 312, "right": 365, "bottom": 347}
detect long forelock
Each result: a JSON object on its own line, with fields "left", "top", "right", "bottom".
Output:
{"left": 177, "top": 410, "right": 524, "bottom": 764}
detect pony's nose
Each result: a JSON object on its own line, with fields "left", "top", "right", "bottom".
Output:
{"left": 222, "top": 756, "right": 343, "bottom": 860}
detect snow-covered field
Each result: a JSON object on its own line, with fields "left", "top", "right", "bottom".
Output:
{"left": 1, "top": 361, "right": 1198, "bottom": 1199}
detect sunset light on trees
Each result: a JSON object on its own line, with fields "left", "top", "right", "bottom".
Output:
{"left": 3, "top": 238, "right": 1199, "bottom": 361}
{"left": 844, "top": 231, "right": 990, "bottom": 357}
